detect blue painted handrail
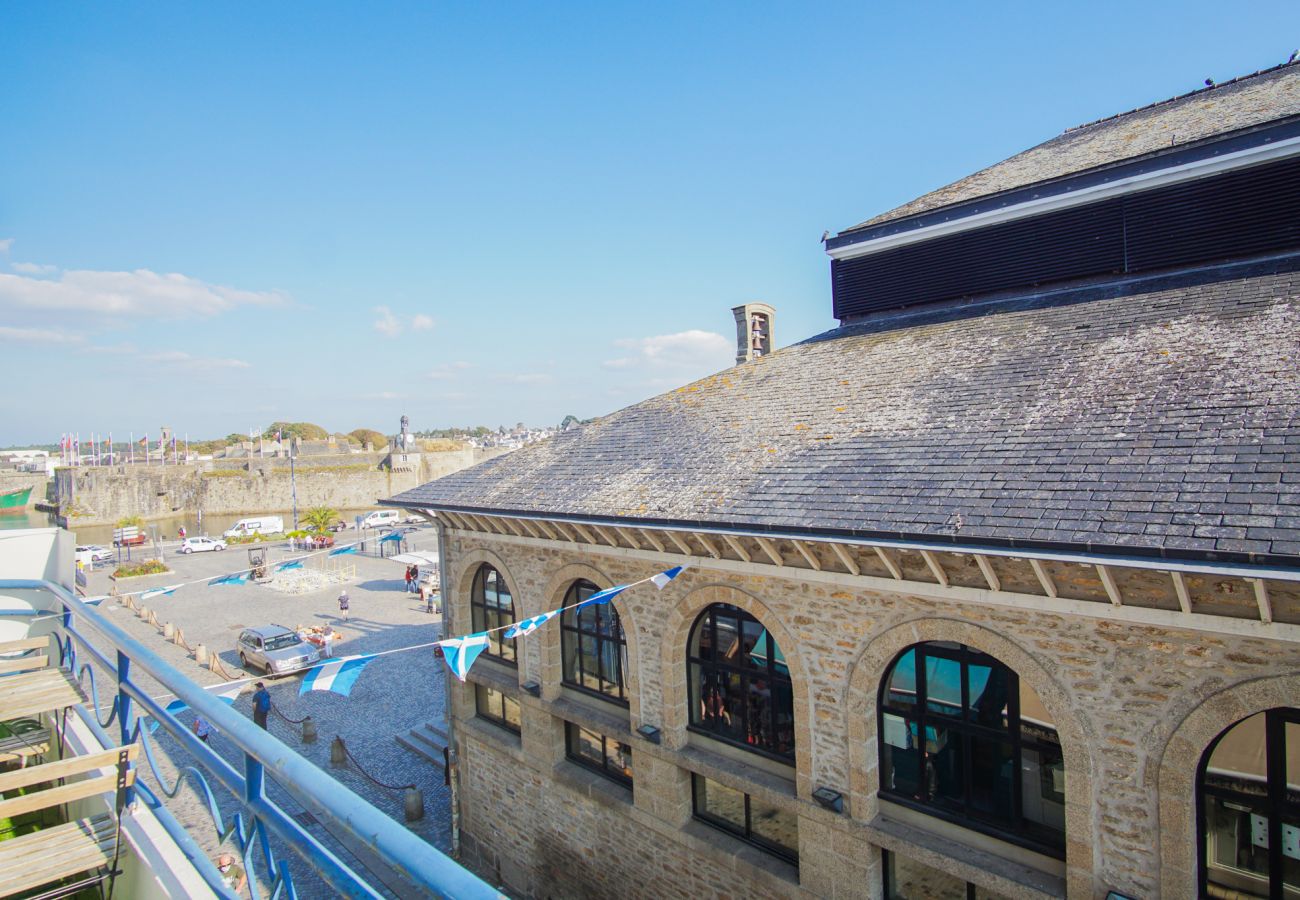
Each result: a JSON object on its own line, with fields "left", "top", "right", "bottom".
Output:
{"left": 0, "top": 579, "right": 501, "bottom": 900}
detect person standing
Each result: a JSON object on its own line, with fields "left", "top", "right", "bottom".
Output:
{"left": 178, "top": 525, "right": 187, "bottom": 541}
{"left": 338, "top": 589, "right": 350, "bottom": 621}
{"left": 251, "top": 682, "right": 270, "bottom": 730}
{"left": 192, "top": 714, "right": 213, "bottom": 744}
{"left": 410, "top": 565, "right": 420, "bottom": 593}
{"left": 404, "top": 566, "right": 413, "bottom": 593}
{"left": 216, "top": 853, "right": 247, "bottom": 894}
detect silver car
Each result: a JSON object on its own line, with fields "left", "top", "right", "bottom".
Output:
{"left": 236, "top": 625, "right": 320, "bottom": 675}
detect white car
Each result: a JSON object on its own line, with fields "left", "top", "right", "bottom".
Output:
{"left": 76, "top": 545, "right": 114, "bottom": 562}
{"left": 180, "top": 536, "right": 227, "bottom": 554}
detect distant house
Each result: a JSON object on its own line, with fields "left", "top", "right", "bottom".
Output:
{"left": 387, "top": 60, "right": 1300, "bottom": 899}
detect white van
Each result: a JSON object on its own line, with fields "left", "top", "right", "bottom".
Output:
{"left": 223, "top": 516, "right": 286, "bottom": 539}
{"left": 360, "top": 510, "right": 400, "bottom": 530}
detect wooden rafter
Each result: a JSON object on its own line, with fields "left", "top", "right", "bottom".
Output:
{"left": 1252, "top": 579, "right": 1273, "bottom": 624}
{"left": 694, "top": 533, "right": 722, "bottom": 559}
{"left": 615, "top": 526, "right": 643, "bottom": 550}
{"left": 571, "top": 523, "right": 597, "bottom": 544}
{"left": 874, "top": 547, "right": 902, "bottom": 580}
{"left": 516, "top": 518, "right": 542, "bottom": 539}
{"left": 551, "top": 521, "right": 578, "bottom": 542}
{"left": 638, "top": 528, "right": 666, "bottom": 553}
{"left": 593, "top": 525, "right": 622, "bottom": 548}
{"left": 974, "top": 555, "right": 1001, "bottom": 593}
{"left": 825, "top": 543, "right": 857, "bottom": 576}
{"left": 1171, "top": 571, "right": 1191, "bottom": 614}
{"left": 755, "top": 537, "right": 785, "bottom": 567}
{"left": 794, "top": 541, "right": 822, "bottom": 571}
{"left": 499, "top": 518, "right": 525, "bottom": 537}
{"left": 723, "top": 534, "right": 752, "bottom": 563}
{"left": 920, "top": 550, "right": 949, "bottom": 588}
{"left": 1097, "top": 565, "right": 1123, "bottom": 606}
{"left": 666, "top": 531, "right": 695, "bottom": 557}
{"left": 1030, "top": 559, "right": 1058, "bottom": 598}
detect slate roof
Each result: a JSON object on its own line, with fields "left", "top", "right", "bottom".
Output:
{"left": 843, "top": 60, "right": 1300, "bottom": 232}
{"left": 390, "top": 255, "right": 1300, "bottom": 563}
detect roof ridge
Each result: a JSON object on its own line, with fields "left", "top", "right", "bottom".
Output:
{"left": 1062, "top": 57, "right": 1300, "bottom": 135}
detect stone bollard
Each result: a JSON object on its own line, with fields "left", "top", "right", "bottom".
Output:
{"left": 194, "top": 644, "right": 208, "bottom": 666}
{"left": 163, "top": 622, "right": 174, "bottom": 639}
{"left": 330, "top": 736, "right": 346, "bottom": 766}
{"left": 137, "top": 605, "right": 149, "bottom": 619}
{"left": 301, "top": 717, "right": 317, "bottom": 744}
{"left": 404, "top": 787, "right": 424, "bottom": 822}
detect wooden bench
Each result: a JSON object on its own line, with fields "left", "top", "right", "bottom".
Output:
{"left": 0, "top": 743, "right": 140, "bottom": 898}
{"left": 0, "top": 638, "right": 84, "bottom": 725}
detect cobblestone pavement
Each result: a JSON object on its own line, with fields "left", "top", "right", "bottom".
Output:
{"left": 79, "top": 529, "right": 454, "bottom": 899}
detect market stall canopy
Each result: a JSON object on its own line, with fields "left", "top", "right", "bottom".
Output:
{"left": 389, "top": 552, "right": 439, "bottom": 567}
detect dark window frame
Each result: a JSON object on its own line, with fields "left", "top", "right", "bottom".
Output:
{"left": 564, "top": 722, "right": 632, "bottom": 789}
{"left": 877, "top": 641, "right": 1066, "bottom": 858}
{"left": 882, "top": 849, "right": 981, "bottom": 900}
{"left": 474, "top": 684, "right": 520, "bottom": 735}
{"left": 560, "top": 580, "right": 629, "bottom": 707}
{"left": 690, "top": 772, "right": 798, "bottom": 865}
{"left": 470, "top": 564, "right": 517, "bottom": 665}
{"left": 1197, "top": 706, "right": 1300, "bottom": 900}
{"left": 687, "top": 603, "right": 796, "bottom": 764}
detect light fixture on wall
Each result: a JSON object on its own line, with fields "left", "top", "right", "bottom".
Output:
{"left": 522, "top": 680, "right": 541, "bottom": 697}
{"left": 635, "top": 724, "right": 661, "bottom": 744}
{"left": 811, "top": 787, "right": 843, "bottom": 813}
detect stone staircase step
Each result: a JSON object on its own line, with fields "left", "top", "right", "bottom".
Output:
{"left": 394, "top": 720, "right": 449, "bottom": 769}
{"left": 395, "top": 733, "right": 445, "bottom": 769}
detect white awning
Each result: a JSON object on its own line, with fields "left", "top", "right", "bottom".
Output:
{"left": 389, "top": 552, "right": 439, "bottom": 566}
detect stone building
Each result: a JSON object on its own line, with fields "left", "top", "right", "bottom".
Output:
{"left": 387, "top": 61, "right": 1300, "bottom": 899}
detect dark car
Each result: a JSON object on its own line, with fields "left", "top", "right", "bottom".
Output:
{"left": 327, "top": 521, "right": 348, "bottom": 533}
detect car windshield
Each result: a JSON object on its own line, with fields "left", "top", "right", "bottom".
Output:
{"left": 264, "top": 634, "right": 302, "bottom": 651}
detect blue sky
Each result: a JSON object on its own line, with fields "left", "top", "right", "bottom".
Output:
{"left": 2, "top": 3, "right": 1296, "bottom": 444}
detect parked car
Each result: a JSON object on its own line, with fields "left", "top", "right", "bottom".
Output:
{"left": 326, "top": 521, "right": 348, "bottom": 533}
{"left": 236, "top": 625, "right": 321, "bottom": 675}
{"left": 76, "top": 545, "right": 114, "bottom": 562}
{"left": 403, "top": 515, "right": 426, "bottom": 525}
{"left": 113, "top": 532, "right": 147, "bottom": 547}
{"left": 360, "top": 510, "right": 400, "bottom": 530}
{"left": 180, "top": 536, "right": 227, "bottom": 554}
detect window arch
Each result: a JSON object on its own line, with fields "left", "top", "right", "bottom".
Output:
{"left": 687, "top": 604, "right": 794, "bottom": 762}
{"left": 560, "top": 580, "right": 628, "bottom": 705}
{"left": 470, "top": 564, "right": 516, "bottom": 664}
{"left": 1199, "top": 707, "right": 1299, "bottom": 899}
{"left": 878, "top": 641, "right": 1065, "bottom": 855}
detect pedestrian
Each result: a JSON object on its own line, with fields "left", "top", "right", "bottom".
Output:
{"left": 410, "top": 565, "right": 419, "bottom": 593}
{"left": 404, "top": 566, "right": 413, "bottom": 593}
{"left": 338, "top": 589, "right": 350, "bottom": 621}
{"left": 192, "top": 714, "right": 213, "bottom": 744}
{"left": 216, "top": 853, "right": 247, "bottom": 894}
{"left": 178, "top": 525, "right": 187, "bottom": 541}
{"left": 252, "top": 681, "right": 270, "bottom": 730}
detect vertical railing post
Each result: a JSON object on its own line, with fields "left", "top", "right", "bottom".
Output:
{"left": 116, "top": 650, "right": 136, "bottom": 806}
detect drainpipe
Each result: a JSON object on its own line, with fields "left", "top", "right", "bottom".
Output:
{"left": 435, "top": 515, "right": 461, "bottom": 856}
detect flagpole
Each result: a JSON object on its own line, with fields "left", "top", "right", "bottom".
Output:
{"left": 130, "top": 432, "right": 134, "bottom": 466}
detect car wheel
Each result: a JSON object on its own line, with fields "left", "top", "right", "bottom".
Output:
{"left": 240, "top": 652, "right": 249, "bottom": 670}
{"left": 216, "top": 545, "right": 225, "bottom": 551}
{"left": 182, "top": 547, "right": 192, "bottom": 554}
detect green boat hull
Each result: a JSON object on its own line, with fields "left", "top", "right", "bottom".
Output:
{"left": 0, "top": 486, "right": 33, "bottom": 513}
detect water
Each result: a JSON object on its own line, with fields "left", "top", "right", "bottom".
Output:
{"left": 0, "top": 508, "right": 392, "bottom": 544}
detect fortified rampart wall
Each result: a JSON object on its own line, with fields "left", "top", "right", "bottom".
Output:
{"left": 54, "top": 448, "right": 506, "bottom": 525}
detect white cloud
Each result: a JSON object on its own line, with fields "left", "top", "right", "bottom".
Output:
{"left": 0, "top": 267, "right": 286, "bottom": 318}
{"left": 602, "top": 329, "right": 731, "bottom": 371}
{"left": 143, "top": 350, "right": 252, "bottom": 370}
{"left": 0, "top": 239, "right": 12, "bottom": 254}
{"left": 411, "top": 314, "right": 434, "bottom": 331}
{"left": 427, "top": 361, "right": 473, "bottom": 379}
{"left": 10, "top": 262, "right": 57, "bottom": 275}
{"left": 0, "top": 325, "right": 84, "bottom": 344}
{"left": 372, "top": 305, "right": 402, "bottom": 337}
{"left": 494, "top": 372, "right": 552, "bottom": 385}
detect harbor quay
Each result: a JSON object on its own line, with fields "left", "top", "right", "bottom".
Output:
{"left": 75, "top": 529, "right": 454, "bottom": 899}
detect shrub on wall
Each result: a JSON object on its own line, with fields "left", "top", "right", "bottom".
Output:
{"left": 113, "top": 559, "right": 170, "bottom": 579}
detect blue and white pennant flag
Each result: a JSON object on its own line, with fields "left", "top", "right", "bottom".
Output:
{"left": 437, "top": 633, "right": 491, "bottom": 682}
{"left": 147, "top": 683, "right": 243, "bottom": 733}
{"left": 209, "top": 572, "right": 249, "bottom": 586}
{"left": 651, "top": 565, "right": 686, "bottom": 589}
{"left": 504, "top": 610, "right": 558, "bottom": 639}
{"left": 140, "top": 584, "right": 183, "bottom": 602}
{"left": 300, "top": 655, "right": 375, "bottom": 697}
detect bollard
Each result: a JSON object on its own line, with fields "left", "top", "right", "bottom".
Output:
{"left": 194, "top": 644, "right": 208, "bottom": 666}
{"left": 163, "top": 622, "right": 174, "bottom": 639}
{"left": 330, "top": 736, "right": 346, "bottom": 766}
{"left": 302, "top": 717, "right": 317, "bottom": 744}
{"left": 404, "top": 787, "right": 424, "bottom": 822}
{"left": 137, "top": 604, "right": 149, "bottom": 619}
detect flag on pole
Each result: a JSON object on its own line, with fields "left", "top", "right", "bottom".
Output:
{"left": 651, "top": 565, "right": 687, "bottom": 589}
{"left": 299, "top": 655, "right": 375, "bottom": 696}
{"left": 436, "top": 633, "right": 491, "bottom": 681}
{"left": 504, "top": 610, "right": 559, "bottom": 639}
{"left": 140, "top": 584, "right": 183, "bottom": 602}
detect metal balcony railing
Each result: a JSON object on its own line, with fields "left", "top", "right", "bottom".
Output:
{"left": 0, "top": 579, "right": 501, "bottom": 900}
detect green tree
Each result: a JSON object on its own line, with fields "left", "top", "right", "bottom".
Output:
{"left": 302, "top": 506, "right": 339, "bottom": 533}
{"left": 263, "top": 422, "right": 329, "bottom": 441}
{"left": 116, "top": 514, "right": 145, "bottom": 528}
{"left": 349, "top": 428, "right": 387, "bottom": 448}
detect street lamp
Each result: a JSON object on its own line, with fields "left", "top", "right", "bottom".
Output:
{"left": 290, "top": 439, "right": 298, "bottom": 531}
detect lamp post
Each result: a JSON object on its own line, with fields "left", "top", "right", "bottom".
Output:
{"left": 290, "top": 439, "right": 298, "bottom": 531}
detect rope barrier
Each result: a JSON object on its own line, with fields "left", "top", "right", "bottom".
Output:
{"left": 269, "top": 700, "right": 310, "bottom": 725}
{"left": 334, "top": 736, "right": 415, "bottom": 792}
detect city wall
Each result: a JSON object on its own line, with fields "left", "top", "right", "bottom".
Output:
{"left": 54, "top": 448, "right": 507, "bottom": 525}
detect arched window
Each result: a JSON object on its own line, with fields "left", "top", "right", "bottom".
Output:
{"left": 470, "top": 564, "right": 516, "bottom": 664}
{"left": 560, "top": 580, "right": 628, "bottom": 705}
{"left": 878, "top": 641, "right": 1065, "bottom": 855}
{"left": 1199, "top": 707, "right": 1299, "bottom": 899}
{"left": 687, "top": 604, "right": 794, "bottom": 762}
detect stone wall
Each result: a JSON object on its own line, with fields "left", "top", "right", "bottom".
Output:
{"left": 54, "top": 449, "right": 507, "bottom": 525}
{"left": 438, "top": 527, "right": 1300, "bottom": 899}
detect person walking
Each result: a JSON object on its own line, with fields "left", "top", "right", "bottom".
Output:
{"left": 216, "top": 853, "right": 247, "bottom": 894}
{"left": 192, "top": 714, "right": 213, "bottom": 744}
{"left": 338, "top": 589, "right": 350, "bottom": 621}
{"left": 178, "top": 525, "right": 187, "bottom": 541}
{"left": 251, "top": 682, "right": 270, "bottom": 730}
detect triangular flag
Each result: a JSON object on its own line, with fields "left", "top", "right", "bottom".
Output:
{"left": 504, "top": 610, "right": 559, "bottom": 639}
{"left": 651, "top": 565, "right": 687, "bottom": 589}
{"left": 141, "top": 584, "right": 183, "bottom": 602}
{"left": 329, "top": 545, "right": 358, "bottom": 556}
{"left": 299, "top": 655, "right": 375, "bottom": 696}
{"left": 209, "top": 572, "right": 250, "bottom": 586}
{"left": 276, "top": 560, "right": 304, "bottom": 571}
{"left": 147, "top": 683, "right": 242, "bottom": 733}
{"left": 436, "top": 633, "right": 491, "bottom": 682}
{"left": 577, "top": 584, "right": 629, "bottom": 608}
